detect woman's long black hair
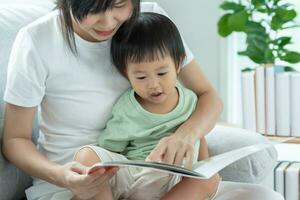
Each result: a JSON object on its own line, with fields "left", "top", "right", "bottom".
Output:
{"left": 56, "top": 0, "right": 140, "bottom": 53}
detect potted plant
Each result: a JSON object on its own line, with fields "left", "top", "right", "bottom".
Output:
{"left": 217, "top": 0, "right": 300, "bottom": 66}
{"left": 217, "top": 0, "right": 300, "bottom": 136}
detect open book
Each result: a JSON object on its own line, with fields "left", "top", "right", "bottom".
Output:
{"left": 88, "top": 143, "right": 271, "bottom": 179}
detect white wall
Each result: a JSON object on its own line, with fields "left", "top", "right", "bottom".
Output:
{"left": 144, "top": 1, "right": 223, "bottom": 92}
{"left": 0, "top": 0, "right": 54, "bottom": 8}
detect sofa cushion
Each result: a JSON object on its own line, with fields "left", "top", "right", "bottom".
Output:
{"left": 0, "top": 1, "right": 52, "bottom": 170}
{"left": 0, "top": 3, "right": 53, "bottom": 200}
{"left": 206, "top": 124, "right": 278, "bottom": 183}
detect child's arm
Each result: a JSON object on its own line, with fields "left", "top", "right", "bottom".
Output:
{"left": 147, "top": 60, "right": 223, "bottom": 169}
{"left": 198, "top": 137, "right": 210, "bottom": 160}
{"left": 161, "top": 137, "right": 221, "bottom": 200}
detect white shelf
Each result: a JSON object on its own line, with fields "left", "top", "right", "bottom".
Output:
{"left": 274, "top": 143, "right": 300, "bottom": 162}
{"left": 266, "top": 136, "right": 300, "bottom": 144}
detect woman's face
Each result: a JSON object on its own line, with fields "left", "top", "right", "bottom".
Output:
{"left": 73, "top": 0, "right": 133, "bottom": 42}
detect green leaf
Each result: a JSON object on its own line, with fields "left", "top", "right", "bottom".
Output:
{"left": 217, "top": 14, "right": 233, "bottom": 37}
{"left": 245, "top": 22, "right": 266, "bottom": 35}
{"left": 238, "top": 44, "right": 265, "bottom": 64}
{"left": 241, "top": 67, "right": 254, "bottom": 72}
{"left": 245, "top": 22, "right": 269, "bottom": 49}
{"left": 271, "top": 16, "right": 283, "bottom": 30}
{"left": 238, "top": 50, "right": 248, "bottom": 56}
{"left": 228, "top": 10, "right": 249, "bottom": 32}
{"left": 246, "top": 33, "right": 269, "bottom": 46}
{"left": 273, "top": 37, "right": 291, "bottom": 48}
{"left": 257, "top": 7, "right": 268, "bottom": 13}
{"left": 273, "top": 0, "right": 281, "bottom": 6}
{"left": 220, "top": 2, "right": 245, "bottom": 12}
{"left": 276, "top": 8, "right": 297, "bottom": 21}
{"left": 251, "top": 0, "right": 267, "bottom": 9}
{"left": 271, "top": 8, "right": 297, "bottom": 30}
{"left": 284, "top": 66, "right": 296, "bottom": 72}
{"left": 264, "top": 49, "right": 275, "bottom": 64}
{"left": 280, "top": 51, "right": 300, "bottom": 64}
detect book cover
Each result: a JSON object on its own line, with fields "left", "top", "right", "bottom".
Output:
{"left": 285, "top": 162, "right": 300, "bottom": 200}
{"left": 275, "top": 72, "right": 290, "bottom": 136}
{"left": 274, "top": 161, "right": 291, "bottom": 197}
{"left": 290, "top": 73, "right": 300, "bottom": 137}
{"left": 265, "top": 66, "right": 276, "bottom": 135}
{"left": 255, "top": 66, "right": 266, "bottom": 134}
{"left": 88, "top": 143, "right": 271, "bottom": 179}
{"left": 241, "top": 71, "right": 256, "bottom": 131}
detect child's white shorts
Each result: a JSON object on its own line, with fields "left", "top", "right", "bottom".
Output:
{"left": 82, "top": 145, "right": 181, "bottom": 200}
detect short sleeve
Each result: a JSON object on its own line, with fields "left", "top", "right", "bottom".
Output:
{"left": 4, "top": 28, "right": 48, "bottom": 107}
{"left": 141, "top": 2, "right": 194, "bottom": 67}
{"left": 98, "top": 119, "right": 129, "bottom": 153}
{"left": 98, "top": 102, "right": 130, "bottom": 152}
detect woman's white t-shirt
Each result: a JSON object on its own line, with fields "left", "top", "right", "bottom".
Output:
{"left": 4, "top": 2, "right": 194, "bottom": 199}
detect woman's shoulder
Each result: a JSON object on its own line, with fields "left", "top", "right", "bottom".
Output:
{"left": 140, "top": 2, "right": 164, "bottom": 14}
{"left": 20, "top": 10, "right": 61, "bottom": 44}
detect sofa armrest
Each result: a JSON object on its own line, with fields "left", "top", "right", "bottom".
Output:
{"left": 206, "top": 124, "right": 277, "bottom": 183}
{"left": 0, "top": 162, "right": 32, "bottom": 200}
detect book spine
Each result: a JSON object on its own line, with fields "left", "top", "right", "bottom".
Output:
{"left": 241, "top": 71, "right": 256, "bottom": 131}
{"left": 275, "top": 72, "right": 290, "bottom": 136}
{"left": 265, "top": 67, "right": 276, "bottom": 135}
{"left": 255, "top": 67, "right": 266, "bottom": 134}
{"left": 290, "top": 73, "right": 300, "bottom": 137}
{"left": 275, "top": 161, "right": 291, "bottom": 197}
{"left": 285, "top": 162, "right": 300, "bottom": 200}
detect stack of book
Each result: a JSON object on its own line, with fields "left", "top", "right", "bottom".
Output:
{"left": 241, "top": 65, "right": 300, "bottom": 137}
{"left": 270, "top": 161, "right": 300, "bottom": 200}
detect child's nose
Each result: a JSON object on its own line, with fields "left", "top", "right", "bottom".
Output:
{"left": 148, "top": 77, "right": 160, "bottom": 89}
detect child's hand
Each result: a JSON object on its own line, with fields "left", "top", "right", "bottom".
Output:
{"left": 147, "top": 132, "right": 197, "bottom": 169}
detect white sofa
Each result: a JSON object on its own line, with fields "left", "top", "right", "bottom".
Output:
{"left": 0, "top": 1, "right": 277, "bottom": 199}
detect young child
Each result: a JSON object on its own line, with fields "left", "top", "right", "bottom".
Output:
{"left": 75, "top": 12, "right": 220, "bottom": 200}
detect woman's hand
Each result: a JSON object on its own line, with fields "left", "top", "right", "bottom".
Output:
{"left": 57, "top": 162, "right": 118, "bottom": 200}
{"left": 146, "top": 126, "right": 198, "bottom": 169}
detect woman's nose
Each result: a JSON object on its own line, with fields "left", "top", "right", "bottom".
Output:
{"left": 98, "top": 11, "right": 114, "bottom": 27}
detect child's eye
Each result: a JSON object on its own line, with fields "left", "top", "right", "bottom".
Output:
{"left": 158, "top": 72, "right": 167, "bottom": 76}
{"left": 136, "top": 77, "right": 146, "bottom": 80}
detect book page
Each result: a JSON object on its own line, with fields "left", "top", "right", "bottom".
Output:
{"left": 192, "top": 143, "right": 271, "bottom": 178}
{"left": 88, "top": 143, "right": 272, "bottom": 179}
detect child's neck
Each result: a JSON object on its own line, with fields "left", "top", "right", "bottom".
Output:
{"left": 136, "top": 87, "right": 179, "bottom": 114}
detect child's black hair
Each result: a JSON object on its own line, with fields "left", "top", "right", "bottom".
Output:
{"left": 111, "top": 12, "right": 186, "bottom": 77}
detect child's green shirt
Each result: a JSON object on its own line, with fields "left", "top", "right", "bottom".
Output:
{"left": 98, "top": 83, "right": 198, "bottom": 161}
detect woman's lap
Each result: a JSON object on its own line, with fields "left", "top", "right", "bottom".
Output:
{"left": 35, "top": 181, "right": 283, "bottom": 200}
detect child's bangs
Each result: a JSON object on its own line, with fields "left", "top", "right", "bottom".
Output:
{"left": 127, "top": 44, "right": 169, "bottom": 64}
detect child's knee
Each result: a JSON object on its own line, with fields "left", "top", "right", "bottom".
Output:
{"left": 206, "top": 174, "right": 221, "bottom": 199}
{"left": 74, "top": 147, "right": 100, "bottom": 166}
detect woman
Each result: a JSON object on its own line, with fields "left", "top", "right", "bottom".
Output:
{"left": 2, "top": 0, "right": 283, "bottom": 199}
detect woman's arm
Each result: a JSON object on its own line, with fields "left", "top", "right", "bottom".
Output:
{"left": 2, "top": 103, "right": 117, "bottom": 199}
{"left": 147, "top": 59, "right": 223, "bottom": 168}
{"left": 177, "top": 59, "right": 223, "bottom": 140}
{"left": 2, "top": 103, "right": 61, "bottom": 184}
